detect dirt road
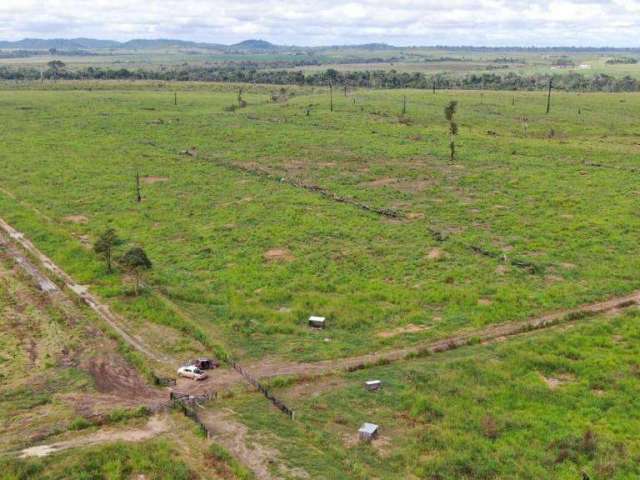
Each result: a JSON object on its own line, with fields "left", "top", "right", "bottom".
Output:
{"left": 0, "top": 217, "right": 175, "bottom": 367}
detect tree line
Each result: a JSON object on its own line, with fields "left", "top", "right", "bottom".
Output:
{"left": 2, "top": 64, "right": 639, "bottom": 92}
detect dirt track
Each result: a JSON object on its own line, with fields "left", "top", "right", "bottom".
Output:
{"left": 0, "top": 217, "right": 175, "bottom": 367}
{"left": 187, "top": 290, "right": 640, "bottom": 395}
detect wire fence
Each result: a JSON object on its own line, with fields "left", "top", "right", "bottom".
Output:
{"left": 170, "top": 391, "right": 217, "bottom": 438}
{"left": 231, "top": 361, "right": 295, "bottom": 420}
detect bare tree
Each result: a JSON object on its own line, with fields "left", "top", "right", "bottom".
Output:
{"left": 444, "top": 101, "right": 459, "bottom": 162}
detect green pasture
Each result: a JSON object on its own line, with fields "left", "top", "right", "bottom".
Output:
{"left": 0, "top": 83, "right": 639, "bottom": 362}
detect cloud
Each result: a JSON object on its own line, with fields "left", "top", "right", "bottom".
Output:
{"left": 1, "top": 0, "right": 639, "bottom": 46}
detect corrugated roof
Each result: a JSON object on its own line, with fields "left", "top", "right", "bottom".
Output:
{"left": 359, "top": 422, "right": 378, "bottom": 434}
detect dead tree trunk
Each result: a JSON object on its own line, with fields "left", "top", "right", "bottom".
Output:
{"left": 546, "top": 78, "right": 553, "bottom": 114}
{"left": 329, "top": 82, "right": 333, "bottom": 112}
{"left": 135, "top": 170, "right": 142, "bottom": 203}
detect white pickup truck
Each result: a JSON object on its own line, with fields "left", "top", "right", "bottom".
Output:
{"left": 177, "top": 365, "right": 208, "bottom": 381}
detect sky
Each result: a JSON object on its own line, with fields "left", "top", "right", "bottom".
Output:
{"left": 1, "top": 0, "right": 639, "bottom": 47}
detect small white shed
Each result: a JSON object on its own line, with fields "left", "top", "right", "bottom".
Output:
{"left": 365, "top": 380, "right": 382, "bottom": 391}
{"left": 308, "top": 316, "right": 326, "bottom": 329}
{"left": 359, "top": 422, "right": 379, "bottom": 442}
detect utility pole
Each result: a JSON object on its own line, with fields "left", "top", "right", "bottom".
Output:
{"left": 546, "top": 78, "right": 553, "bottom": 114}
{"left": 174, "top": 91, "right": 177, "bottom": 106}
{"left": 402, "top": 95, "right": 406, "bottom": 115}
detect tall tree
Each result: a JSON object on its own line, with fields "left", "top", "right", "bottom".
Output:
{"left": 93, "top": 228, "right": 122, "bottom": 273}
{"left": 120, "top": 247, "right": 152, "bottom": 295}
{"left": 47, "top": 60, "right": 65, "bottom": 81}
{"left": 444, "top": 101, "right": 459, "bottom": 162}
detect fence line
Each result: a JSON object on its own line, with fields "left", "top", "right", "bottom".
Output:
{"left": 231, "top": 361, "right": 295, "bottom": 420}
{"left": 170, "top": 390, "right": 217, "bottom": 438}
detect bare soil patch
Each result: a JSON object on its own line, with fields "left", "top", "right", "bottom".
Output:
{"left": 427, "top": 248, "right": 445, "bottom": 261}
{"left": 141, "top": 176, "right": 169, "bottom": 184}
{"left": 282, "top": 377, "right": 347, "bottom": 400}
{"left": 394, "top": 179, "right": 433, "bottom": 193}
{"left": 83, "top": 354, "right": 156, "bottom": 399}
{"left": 362, "top": 177, "right": 398, "bottom": 188}
{"left": 264, "top": 248, "right": 294, "bottom": 262}
{"left": 377, "top": 324, "right": 429, "bottom": 339}
{"left": 63, "top": 215, "right": 88, "bottom": 224}
{"left": 541, "top": 373, "right": 575, "bottom": 390}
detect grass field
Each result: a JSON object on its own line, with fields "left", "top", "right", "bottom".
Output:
{"left": 0, "top": 440, "right": 192, "bottom": 480}
{"left": 2, "top": 79, "right": 640, "bottom": 478}
{"left": 215, "top": 311, "right": 640, "bottom": 479}
{"left": 1, "top": 83, "right": 640, "bottom": 364}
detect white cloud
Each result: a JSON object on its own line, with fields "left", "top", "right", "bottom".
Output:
{"left": 1, "top": 0, "right": 639, "bottom": 46}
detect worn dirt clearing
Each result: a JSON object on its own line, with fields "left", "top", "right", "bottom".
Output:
{"left": 18, "top": 415, "right": 170, "bottom": 458}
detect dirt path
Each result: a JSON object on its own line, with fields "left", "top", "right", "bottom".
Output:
{"left": 18, "top": 415, "right": 170, "bottom": 458}
{"left": 0, "top": 217, "right": 175, "bottom": 367}
{"left": 199, "top": 408, "right": 309, "bottom": 480}
{"left": 192, "top": 290, "right": 640, "bottom": 393}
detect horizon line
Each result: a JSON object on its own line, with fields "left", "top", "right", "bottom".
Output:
{"left": 1, "top": 37, "right": 639, "bottom": 50}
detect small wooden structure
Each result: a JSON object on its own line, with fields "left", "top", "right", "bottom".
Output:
{"left": 359, "top": 422, "right": 379, "bottom": 442}
{"left": 308, "top": 316, "right": 326, "bottom": 329}
{"left": 365, "top": 380, "right": 382, "bottom": 391}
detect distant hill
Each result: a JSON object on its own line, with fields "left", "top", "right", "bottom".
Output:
{"left": 229, "top": 39, "right": 279, "bottom": 51}
{"left": 121, "top": 39, "right": 226, "bottom": 50}
{"left": 0, "top": 38, "right": 121, "bottom": 50}
{"left": 0, "top": 37, "right": 271, "bottom": 51}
